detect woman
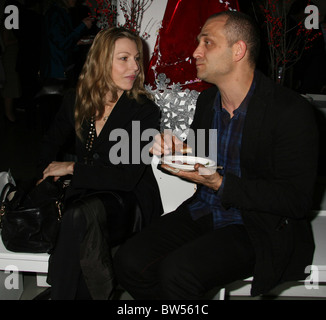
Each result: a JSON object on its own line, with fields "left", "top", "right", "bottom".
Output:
{"left": 37, "top": 27, "right": 163, "bottom": 300}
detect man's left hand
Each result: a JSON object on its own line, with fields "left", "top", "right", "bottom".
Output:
{"left": 161, "top": 163, "right": 223, "bottom": 191}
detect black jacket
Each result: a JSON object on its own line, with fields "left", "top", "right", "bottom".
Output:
{"left": 188, "top": 71, "right": 318, "bottom": 296}
{"left": 38, "top": 90, "right": 163, "bottom": 228}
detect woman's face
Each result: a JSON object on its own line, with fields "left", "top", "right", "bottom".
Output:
{"left": 111, "top": 38, "right": 140, "bottom": 96}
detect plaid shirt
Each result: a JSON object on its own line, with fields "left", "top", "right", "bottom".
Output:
{"left": 188, "top": 75, "right": 256, "bottom": 229}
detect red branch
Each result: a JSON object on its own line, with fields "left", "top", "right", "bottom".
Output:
{"left": 254, "top": 0, "right": 321, "bottom": 83}
{"left": 86, "top": 0, "right": 153, "bottom": 39}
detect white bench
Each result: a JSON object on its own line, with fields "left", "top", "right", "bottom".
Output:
{"left": 0, "top": 233, "right": 49, "bottom": 299}
{"left": 215, "top": 210, "right": 326, "bottom": 300}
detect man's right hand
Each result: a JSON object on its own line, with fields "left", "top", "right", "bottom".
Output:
{"left": 150, "top": 132, "right": 190, "bottom": 156}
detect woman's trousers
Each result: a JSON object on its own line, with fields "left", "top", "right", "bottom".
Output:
{"left": 48, "top": 192, "right": 138, "bottom": 300}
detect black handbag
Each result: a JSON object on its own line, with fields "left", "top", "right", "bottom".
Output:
{"left": 0, "top": 178, "right": 67, "bottom": 253}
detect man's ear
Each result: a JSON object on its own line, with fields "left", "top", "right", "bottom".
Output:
{"left": 233, "top": 40, "right": 247, "bottom": 62}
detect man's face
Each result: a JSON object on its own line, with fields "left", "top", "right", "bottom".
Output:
{"left": 193, "top": 17, "right": 234, "bottom": 84}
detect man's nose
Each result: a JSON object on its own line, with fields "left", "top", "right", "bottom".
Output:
{"left": 193, "top": 44, "right": 203, "bottom": 59}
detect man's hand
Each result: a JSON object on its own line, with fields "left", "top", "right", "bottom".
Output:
{"left": 161, "top": 163, "right": 223, "bottom": 191}
{"left": 150, "top": 132, "right": 190, "bottom": 156}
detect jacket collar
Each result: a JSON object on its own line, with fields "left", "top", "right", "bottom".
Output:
{"left": 82, "top": 92, "right": 141, "bottom": 149}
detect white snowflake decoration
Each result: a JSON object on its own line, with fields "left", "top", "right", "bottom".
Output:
{"left": 146, "top": 73, "right": 200, "bottom": 141}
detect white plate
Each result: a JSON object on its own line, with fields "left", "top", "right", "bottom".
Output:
{"left": 161, "top": 156, "right": 216, "bottom": 171}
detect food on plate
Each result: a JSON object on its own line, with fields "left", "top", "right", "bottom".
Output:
{"left": 171, "top": 141, "right": 192, "bottom": 154}
{"left": 161, "top": 156, "right": 216, "bottom": 172}
{"left": 171, "top": 160, "right": 210, "bottom": 166}
{"left": 171, "top": 160, "right": 189, "bottom": 165}
{"left": 180, "top": 145, "right": 192, "bottom": 154}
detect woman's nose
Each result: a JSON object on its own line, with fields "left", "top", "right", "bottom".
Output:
{"left": 131, "top": 59, "right": 140, "bottom": 72}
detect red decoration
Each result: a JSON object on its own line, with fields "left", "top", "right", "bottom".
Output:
{"left": 86, "top": 0, "right": 117, "bottom": 29}
{"left": 255, "top": 0, "right": 322, "bottom": 84}
{"left": 146, "top": 0, "right": 240, "bottom": 92}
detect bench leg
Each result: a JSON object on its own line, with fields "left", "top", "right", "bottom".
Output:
{"left": 36, "top": 273, "right": 50, "bottom": 287}
{"left": 212, "top": 287, "right": 226, "bottom": 300}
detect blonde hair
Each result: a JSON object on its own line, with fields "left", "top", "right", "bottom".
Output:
{"left": 75, "top": 27, "right": 150, "bottom": 139}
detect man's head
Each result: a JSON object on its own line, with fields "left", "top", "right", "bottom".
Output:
{"left": 207, "top": 11, "right": 261, "bottom": 68}
{"left": 193, "top": 11, "right": 260, "bottom": 84}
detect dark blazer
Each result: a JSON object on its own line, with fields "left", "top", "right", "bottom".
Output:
{"left": 188, "top": 71, "right": 319, "bottom": 296}
{"left": 38, "top": 90, "right": 163, "bottom": 228}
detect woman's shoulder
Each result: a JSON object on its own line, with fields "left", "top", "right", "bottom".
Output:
{"left": 130, "top": 93, "right": 159, "bottom": 110}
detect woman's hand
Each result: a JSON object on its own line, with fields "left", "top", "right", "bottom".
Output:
{"left": 40, "top": 161, "right": 75, "bottom": 183}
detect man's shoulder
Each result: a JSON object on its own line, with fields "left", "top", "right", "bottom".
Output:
{"left": 254, "top": 72, "right": 315, "bottom": 120}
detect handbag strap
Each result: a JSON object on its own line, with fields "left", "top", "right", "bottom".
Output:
{"left": 0, "top": 183, "right": 16, "bottom": 225}
{"left": 0, "top": 182, "right": 16, "bottom": 207}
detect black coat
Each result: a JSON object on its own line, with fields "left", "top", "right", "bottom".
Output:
{"left": 38, "top": 90, "right": 163, "bottom": 228}
{"left": 188, "top": 71, "right": 319, "bottom": 296}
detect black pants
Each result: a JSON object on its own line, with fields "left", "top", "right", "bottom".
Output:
{"left": 114, "top": 205, "right": 255, "bottom": 300}
{"left": 48, "top": 193, "right": 136, "bottom": 300}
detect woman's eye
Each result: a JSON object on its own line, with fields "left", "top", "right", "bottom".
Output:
{"left": 120, "top": 57, "right": 128, "bottom": 61}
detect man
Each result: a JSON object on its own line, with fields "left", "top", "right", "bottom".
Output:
{"left": 114, "top": 11, "right": 318, "bottom": 299}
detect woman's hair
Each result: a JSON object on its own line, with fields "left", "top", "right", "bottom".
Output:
{"left": 75, "top": 27, "right": 150, "bottom": 140}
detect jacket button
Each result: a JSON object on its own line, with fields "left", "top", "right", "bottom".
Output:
{"left": 93, "top": 153, "right": 99, "bottom": 160}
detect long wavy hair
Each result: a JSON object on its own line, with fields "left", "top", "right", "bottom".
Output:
{"left": 75, "top": 27, "right": 150, "bottom": 140}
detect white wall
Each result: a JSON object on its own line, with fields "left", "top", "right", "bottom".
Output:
{"left": 117, "top": 0, "right": 168, "bottom": 58}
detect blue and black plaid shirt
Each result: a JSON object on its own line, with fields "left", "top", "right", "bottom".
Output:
{"left": 188, "top": 75, "right": 256, "bottom": 229}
